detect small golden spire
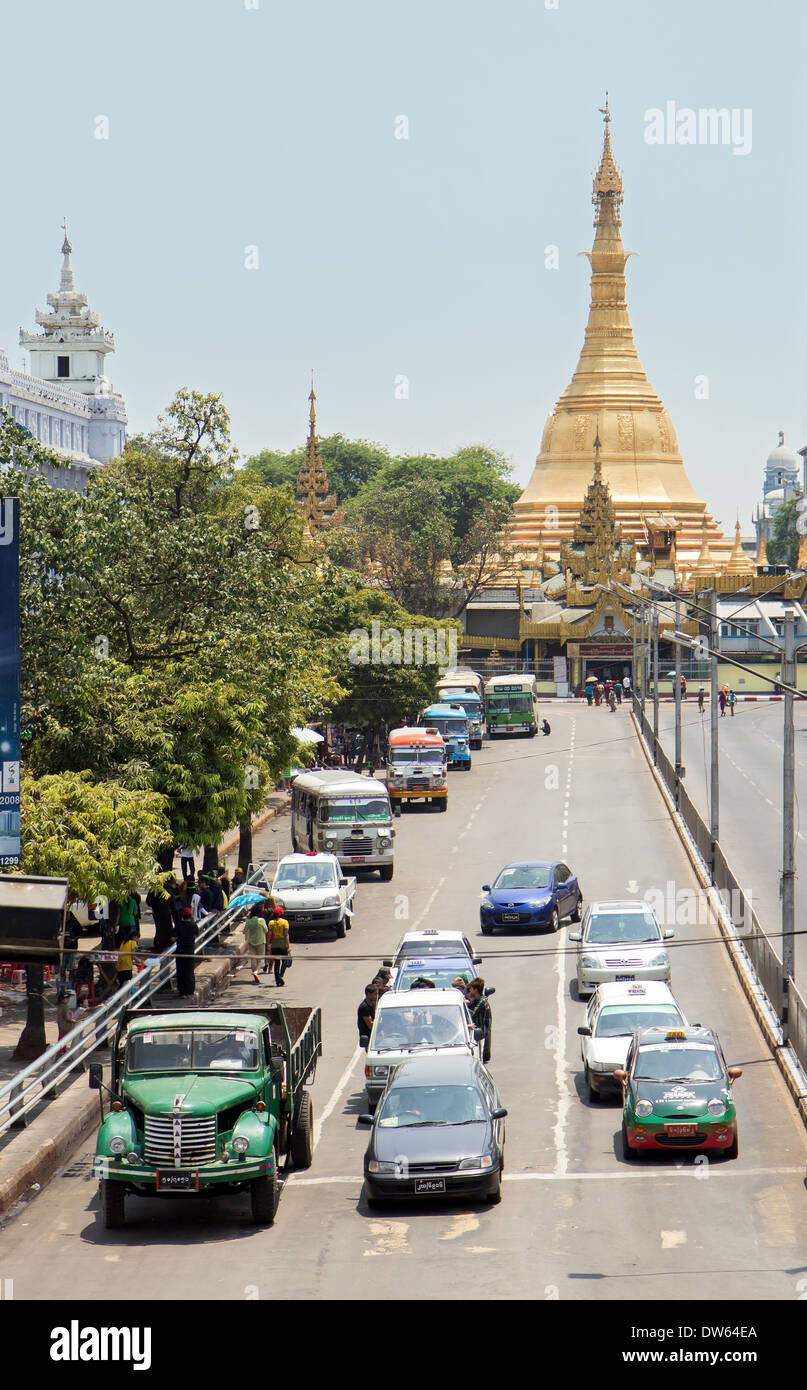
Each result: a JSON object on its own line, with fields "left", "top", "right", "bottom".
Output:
{"left": 756, "top": 529, "right": 767, "bottom": 565}
{"left": 691, "top": 515, "right": 717, "bottom": 579}
{"left": 593, "top": 427, "right": 603, "bottom": 482}
{"left": 725, "top": 519, "right": 752, "bottom": 577}
{"left": 309, "top": 371, "right": 316, "bottom": 432}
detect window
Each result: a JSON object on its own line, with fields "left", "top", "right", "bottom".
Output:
{"left": 57, "top": 355, "right": 70, "bottom": 378}
{"left": 603, "top": 616, "right": 614, "bottom": 632}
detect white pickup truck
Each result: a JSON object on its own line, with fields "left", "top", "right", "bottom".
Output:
{"left": 271, "top": 852, "right": 357, "bottom": 939}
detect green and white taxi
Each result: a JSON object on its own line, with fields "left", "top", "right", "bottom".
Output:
{"left": 614, "top": 1026, "right": 742, "bottom": 1160}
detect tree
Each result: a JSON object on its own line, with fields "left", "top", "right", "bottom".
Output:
{"left": 10, "top": 772, "right": 170, "bottom": 1059}
{"left": 244, "top": 434, "right": 389, "bottom": 504}
{"left": 766, "top": 497, "right": 802, "bottom": 570}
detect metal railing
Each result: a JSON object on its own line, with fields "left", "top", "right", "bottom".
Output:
{"left": 0, "top": 863, "right": 272, "bottom": 1138}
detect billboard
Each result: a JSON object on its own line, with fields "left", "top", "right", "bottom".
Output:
{"left": 0, "top": 497, "right": 21, "bottom": 866}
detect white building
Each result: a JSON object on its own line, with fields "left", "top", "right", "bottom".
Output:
{"left": 752, "top": 431, "right": 801, "bottom": 553}
{"left": 0, "top": 229, "right": 126, "bottom": 490}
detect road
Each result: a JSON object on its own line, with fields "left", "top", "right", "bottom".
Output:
{"left": 3, "top": 708, "right": 807, "bottom": 1301}
{"left": 655, "top": 698, "right": 807, "bottom": 981}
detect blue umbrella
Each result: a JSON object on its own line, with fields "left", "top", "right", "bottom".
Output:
{"left": 230, "top": 890, "right": 268, "bottom": 907}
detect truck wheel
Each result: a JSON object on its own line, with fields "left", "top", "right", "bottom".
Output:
{"left": 291, "top": 834, "right": 299, "bottom": 852}
{"left": 291, "top": 1091, "right": 315, "bottom": 1169}
{"left": 379, "top": 864, "right": 394, "bottom": 882}
{"left": 101, "top": 1180, "right": 126, "bottom": 1229}
{"left": 335, "top": 916, "right": 346, "bottom": 939}
{"left": 439, "top": 799, "right": 448, "bottom": 812}
{"left": 251, "top": 1155, "right": 279, "bottom": 1224}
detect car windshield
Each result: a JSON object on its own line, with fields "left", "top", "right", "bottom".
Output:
{"left": 396, "top": 963, "right": 473, "bottom": 990}
{"left": 371, "top": 1005, "right": 468, "bottom": 1051}
{"left": 274, "top": 863, "right": 335, "bottom": 888}
{"left": 585, "top": 912, "right": 661, "bottom": 944}
{"left": 396, "top": 939, "right": 466, "bottom": 959}
{"left": 494, "top": 866, "right": 552, "bottom": 891}
{"left": 321, "top": 797, "right": 389, "bottom": 823}
{"left": 377, "top": 1084, "right": 488, "bottom": 1127}
{"left": 127, "top": 1028, "right": 260, "bottom": 1072}
{"left": 633, "top": 1045, "right": 724, "bottom": 1083}
{"left": 389, "top": 747, "right": 443, "bottom": 765}
{"left": 595, "top": 1005, "right": 682, "bottom": 1038}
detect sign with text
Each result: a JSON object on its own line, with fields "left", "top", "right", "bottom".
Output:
{"left": 0, "top": 499, "right": 21, "bottom": 866}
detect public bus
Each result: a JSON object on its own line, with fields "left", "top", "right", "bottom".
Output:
{"left": 484, "top": 673, "right": 539, "bottom": 738}
{"left": 435, "top": 669, "right": 485, "bottom": 748}
{"left": 419, "top": 703, "right": 472, "bottom": 769}
{"left": 290, "top": 770, "right": 395, "bottom": 880}
{"left": 386, "top": 726, "right": 448, "bottom": 813}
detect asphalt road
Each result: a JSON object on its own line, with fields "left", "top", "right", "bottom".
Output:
{"left": 655, "top": 699, "right": 807, "bottom": 982}
{"left": 3, "top": 709, "right": 807, "bottom": 1301}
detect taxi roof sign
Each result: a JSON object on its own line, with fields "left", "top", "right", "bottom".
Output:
{"left": 666, "top": 1030, "right": 687, "bottom": 1040}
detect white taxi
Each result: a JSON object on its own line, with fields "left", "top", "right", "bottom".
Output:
{"left": 364, "top": 988, "right": 483, "bottom": 1111}
{"left": 384, "top": 929, "right": 481, "bottom": 972}
{"left": 577, "top": 981, "right": 689, "bottom": 1100}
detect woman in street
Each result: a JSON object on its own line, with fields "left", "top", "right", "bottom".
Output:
{"left": 268, "top": 906, "right": 291, "bottom": 987}
{"left": 174, "top": 907, "right": 198, "bottom": 998}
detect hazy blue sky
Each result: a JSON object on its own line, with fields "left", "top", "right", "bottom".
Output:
{"left": 1, "top": 0, "right": 805, "bottom": 530}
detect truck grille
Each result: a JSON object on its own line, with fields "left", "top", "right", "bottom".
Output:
{"left": 407, "top": 779, "right": 429, "bottom": 790}
{"left": 344, "top": 837, "right": 373, "bottom": 854}
{"left": 144, "top": 1115, "right": 217, "bottom": 1167}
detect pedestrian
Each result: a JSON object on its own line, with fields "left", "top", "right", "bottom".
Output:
{"left": 697, "top": 686, "right": 705, "bottom": 714}
{"left": 217, "top": 864, "right": 231, "bottom": 902}
{"left": 541, "top": 718, "right": 551, "bottom": 736}
{"left": 243, "top": 908, "right": 268, "bottom": 985}
{"left": 616, "top": 680, "right": 623, "bottom": 705}
{"left": 190, "top": 877, "right": 207, "bottom": 923}
{"left": 372, "top": 967, "right": 392, "bottom": 999}
{"left": 231, "top": 866, "right": 246, "bottom": 897}
{"left": 260, "top": 897, "right": 278, "bottom": 973}
{"left": 623, "top": 673, "right": 631, "bottom": 696}
{"left": 59, "top": 925, "right": 79, "bottom": 996}
{"left": 451, "top": 976, "right": 468, "bottom": 996}
{"left": 203, "top": 872, "right": 224, "bottom": 913}
{"left": 116, "top": 890, "right": 140, "bottom": 947}
{"left": 56, "top": 989, "right": 78, "bottom": 1041}
{"left": 174, "top": 906, "right": 198, "bottom": 998}
{"left": 268, "top": 906, "right": 291, "bottom": 987}
{"left": 608, "top": 688, "right": 617, "bottom": 712}
{"left": 719, "top": 690, "right": 727, "bottom": 717}
{"left": 146, "top": 885, "right": 175, "bottom": 953}
{"left": 178, "top": 845, "right": 198, "bottom": 881}
{"left": 466, "top": 978, "right": 492, "bottom": 1057}
{"left": 680, "top": 674, "right": 687, "bottom": 700}
{"left": 729, "top": 688, "right": 736, "bottom": 717}
{"left": 357, "top": 984, "right": 378, "bottom": 1048}
{"left": 117, "top": 927, "right": 138, "bottom": 989}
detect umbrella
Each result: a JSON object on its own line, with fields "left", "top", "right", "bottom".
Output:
{"left": 229, "top": 890, "right": 268, "bottom": 907}
{"left": 291, "top": 726, "right": 324, "bottom": 744}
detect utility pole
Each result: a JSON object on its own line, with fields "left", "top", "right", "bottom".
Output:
{"left": 709, "top": 588, "right": 719, "bottom": 876}
{"left": 640, "top": 598, "right": 646, "bottom": 715}
{"left": 652, "top": 605, "right": 660, "bottom": 761}
{"left": 781, "top": 608, "right": 796, "bottom": 1041}
{"left": 674, "top": 595, "right": 682, "bottom": 809}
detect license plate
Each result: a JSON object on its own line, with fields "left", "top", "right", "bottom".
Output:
{"left": 615, "top": 974, "right": 634, "bottom": 982}
{"left": 156, "top": 1171, "right": 199, "bottom": 1191}
{"left": 295, "top": 914, "right": 312, "bottom": 922}
{"left": 501, "top": 912, "right": 520, "bottom": 922}
{"left": 350, "top": 856, "right": 366, "bottom": 863}
{"left": 414, "top": 1177, "right": 445, "bottom": 1194}
{"left": 664, "top": 1124, "right": 697, "bottom": 1137}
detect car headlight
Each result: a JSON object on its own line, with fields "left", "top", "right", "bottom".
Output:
{"left": 707, "top": 1097, "right": 725, "bottom": 1117}
{"left": 530, "top": 897, "right": 551, "bottom": 909}
{"left": 634, "top": 1099, "right": 653, "bottom": 1119}
{"left": 458, "top": 1155, "right": 493, "bottom": 1171}
{"left": 232, "top": 1135, "right": 250, "bottom": 1154}
{"left": 480, "top": 898, "right": 493, "bottom": 911}
{"left": 368, "top": 1160, "right": 398, "bottom": 1174}
{"left": 108, "top": 1136, "right": 127, "bottom": 1156}
{"left": 324, "top": 838, "right": 336, "bottom": 849}
{"left": 370, "top": 1065, "right": 389, "bottom": 1080}
{"left": 321, "top": 895, "right": 340, "bottom": 907}
{"left": 645, "top": 952, "right": 669, "bottom": 968}
{"left": 579, "top": 955, "right": 600, "bottom": 969}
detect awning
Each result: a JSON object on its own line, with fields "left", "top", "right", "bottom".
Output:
{"left": 291, "top": 726, "right": 325, "bottom": 745}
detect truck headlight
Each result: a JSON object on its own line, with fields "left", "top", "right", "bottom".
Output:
{"left": 232, "top": 1135, "right": 250, "bottom": 1154}
{"left": 707, "top": 1098, "right": 725, "bottom": 1117}
{"left": 321, "top": 896, "right": 340, "bottom": 907}
{"left": 378, "top": 836, "right": 391, "bottom": 847}
{"left": 108, "top": 1136, "right": 127, "bottom": 1156}
{"left": 370, "top": 1065, "right": 389, "bottom": 1080}
{"left": 635, "top": 1099, "right": 653, "bottom": 1118}
{"left": 579, "top": 955, "right": 600, "bottom": 969}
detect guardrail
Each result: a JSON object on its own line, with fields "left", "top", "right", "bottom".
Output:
{"left": 0, "top": 863, "right": 272, "bottom": 1138}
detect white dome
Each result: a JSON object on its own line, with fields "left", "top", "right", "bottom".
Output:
{"left": 766, "top": 432, "right": 800, "bottom": 474}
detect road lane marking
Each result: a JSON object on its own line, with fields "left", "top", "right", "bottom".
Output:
{"left": 314, "top": 1045, "right": 362, "bottom": 1148}
{"left": 553, "top": 913, "right": 570, "bottom": 1179}
{"left": 660, "top": 1229, "right": 687, "bottom": 1248}
{"left": 287, "top": 1166, "right": 805, "bottom": 1186}
{"left": 440, "top": 1213, "right": 479, "bottom": 1241}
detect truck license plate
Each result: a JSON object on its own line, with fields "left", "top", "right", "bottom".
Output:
{"left": 350, "top": 856, "right": 366, "bottom": 863}
{"left": 615, "top": 974, "right": 634, "bottom": 982}
{"left": 295, "top": 914, "right": 312, "bottom": 922}
{"left": 156, "top": 1171, "right": 199, "bottom": 1190}
{"left": 414, "top": 1177, "right": 445, "bottom": 1194}
{"left": 664, "top": 1124, "right": 697, "bottom": 1137}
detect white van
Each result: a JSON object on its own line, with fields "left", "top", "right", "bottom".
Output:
{"left": 290, "top": 770, "right": 395, "bottom": 880}
{"left": 364, "top": 988, "right": 483, "bottom": 1110}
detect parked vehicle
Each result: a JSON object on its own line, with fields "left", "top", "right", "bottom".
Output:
{"left": 290, "top": 770, "right": 395, "bottom": 880}
{"left": 271, "top": 852, "right": 356, "bottom": 939}
{"left": 364, "top": 988, "right": 484, "bottom": 1111}
{"left": 386, "top": 726, "right": 448, "bottom": 813}
{"left": 420, "top": 703, "right": 472, "bottom": 769}
{"left": 484, "top": 673, "right": 539, "bottom": 738}
{"left": 91, "top": 1003, "right": 322, "bottom": 1227}
{"left": 436, "top": 670, "right": 485, "bottom": 748}
{"left": 480, "top": 860, "right": 582, "bottom": 934}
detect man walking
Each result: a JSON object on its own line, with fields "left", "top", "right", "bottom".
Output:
{"left": 268, "top": 906, "right": 291, "bottom": 987}
{"left": 697, "top": 686, "right": 705, "bottom": 714}
{"left": 729, "top": 688, "right": 736, "bottom": 717}
{"left": 357, "top": 984, "right": 378, "bottom": 1049}
{"left": 244, "top": 909, "right": 268, "bottom": 985}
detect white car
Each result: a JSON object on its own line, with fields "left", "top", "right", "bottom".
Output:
{"left": 271, "top": 853, "right": 356, "bottom": 939}
{"left": 577, "top": 982, "right": 689, "bottom": 1100}
{"left": 364, "top": 988, "right": 483, "bottom": 1111}
{"left": 384, "top": 929, "right": 481, "bottom": 972}
{"left": 570, "top": 901, "right": 674, "bottom": 998}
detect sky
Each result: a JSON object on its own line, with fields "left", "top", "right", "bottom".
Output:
{"left": 1, "top": 0, "right": 805, "bottom": 531}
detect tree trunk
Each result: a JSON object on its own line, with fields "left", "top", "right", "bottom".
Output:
{"left": 238, "top": 817, "right": 253, "bottom": 872}
{"left": 202, "top": 844, "right": 219, "bottom": 874}
{"left": 12, "top": 964, "right": 48, "bottom": 1061}
{"left": 156, "top": 843, "right": 176, "bottom": 873}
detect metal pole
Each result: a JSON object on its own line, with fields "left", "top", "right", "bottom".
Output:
{"left": 674, "top": 596, "right": 682, "bottom": 809}
{"left": 652, "top": 606, "right": 660, "bottom": 762}
{"left": 781, "top": 608, "right": 796, "bottom": 1041}
{"left": 632, "top": 599, "right": 637, "bottom": 713}
{"left": 640, "top": 599, "right": 646, "bottom": 715}
{"left": 709, "top": 589, "right": 719, "bottom": 875}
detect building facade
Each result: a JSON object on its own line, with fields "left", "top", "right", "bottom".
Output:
{"left": 0, "top": 229, "right": 126, "bottom": 490}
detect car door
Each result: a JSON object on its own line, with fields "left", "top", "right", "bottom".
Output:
{"left": 554, "top": 864, "right": 571, "bottom": 915}
{"left": 561, "top": 864, "right": 578, "bottom": 913}
{"left": 583, "top": 994, "right": 598, "bottom": 1066}
{"left": 480, "top": 1067, "right": 504, "bottom": 1155}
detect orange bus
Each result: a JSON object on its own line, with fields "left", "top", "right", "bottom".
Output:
{"left": 386, "top": 726, "right": 448, "bottom": 813}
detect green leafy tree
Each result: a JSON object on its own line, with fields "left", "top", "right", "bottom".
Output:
{"left": 766, "top": 496, "right": 802, "bottom": 570}
{"left": 245, "top": 434, "right": 389, "bottom": 504}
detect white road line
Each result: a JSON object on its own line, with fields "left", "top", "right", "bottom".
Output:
{"left": 313, "top": 1046, "right": 362, "bottom": 1148}
{"left": 288, "top": 1165, "right": 806, "bottom": 1186}
{"left": 411, "top": 876, "right": 446, "bottom": 931}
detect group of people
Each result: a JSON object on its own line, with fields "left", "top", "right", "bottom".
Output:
{"left": 696, "top": 685, "right": 737, "bottom": 717}
{"left": 243, "top": 898, "right": 292, "bottom": 986}
{"left": 582, "top": 675, "right": 629, "bottom": 710}
{"left": 357, "top": 972, "right": 492, "bottom": 1051}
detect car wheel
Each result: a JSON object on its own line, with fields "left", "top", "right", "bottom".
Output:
{"left": 485, "top": 1177, "right": 502, "bottom": 1204}
{"left": 621, "top": 1122, "right": 637, "bottom": 1162}
{"left": 725, "top": 1129, "right": 739, "bottom": 1160}
{"left": 365, "top": 1189, "right": 383, "bottom": 1209}
{"left": 585, "top": 1066, "right": 599, "bottom": 1103}
{"left": 549, "top": 908, "right": 560, "bottom": 933}
{"left": 367, "top": 1096, "right": 377, "bottom": 1114}
{"left": 571, "top": 895, "right": 583, "bottom": 923}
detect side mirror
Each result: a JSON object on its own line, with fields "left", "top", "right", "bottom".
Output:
{"left": 491, "top": 1107, "right": 508, "bottom": 1120}
{"left": 612, "top": 1068, "right": 627, "bottom": 1084}
{"left": 357, "top": 1113, "right": 374, "bottom": 1126}
{"left": 473, "top": 1026, "right": 485, "bottom": 1041}
{"left": 577, "top": 1025, "right": 592, "bottom": 1037}
{"left": 382, "top": 959, "right": 392, "bottom": 969}
{"left": 569, "top": 930, "right": 582, "bottom": 942}
{"left": 663, "top": 928, "right": 675, "bottom": 940}
{"left": 472, "top": 954, "right": 482, "bottom": 965}
{"left": 728, "top": 1068, "right": 743, "bottom": 1081}
{"left": 481, "top": 884, "right": 491, "bottom": 893}
{"left": 484, "top": 986, "right": 495, "bottom": 997}
{"left": 339, "top": 878, "right": 348, "bottom": 887}
{"left": 88, "top": 1063, "right": 103, "bottom": 1090}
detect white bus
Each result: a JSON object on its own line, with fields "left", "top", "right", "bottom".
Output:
{"left": 290, "top": 770, "right": 395, "bottom": 880}
{"left": 484, "top": 672, "right": 539, "bottom": 738}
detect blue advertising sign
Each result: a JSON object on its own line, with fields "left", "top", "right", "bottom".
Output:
{"left": 0, "top": 498, "right": 21, "bottom": 866}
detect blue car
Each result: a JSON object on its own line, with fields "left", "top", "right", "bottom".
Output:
{"left": 480, "top": 860, "right": 582, "bottom": 935}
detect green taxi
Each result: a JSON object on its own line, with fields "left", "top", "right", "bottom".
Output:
{"left": 614, "top": 1026, "right": 742, "bottom": 1160}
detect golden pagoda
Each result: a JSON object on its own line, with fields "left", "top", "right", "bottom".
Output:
{"left": 689, "top": 516, "right": 718, "bottom": 581}
{"left": 294, "top": 382, "right": 343, "bottom": 532}
{"left": 724, "top": 519, "right": 754, "bottom": 578}
{"left": 511, "top": 100, "right": 728, "bottom": 566}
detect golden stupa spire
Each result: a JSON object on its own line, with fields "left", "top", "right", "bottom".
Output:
{"left": 756, "top": 529, "right": 767, "bottom": 565}
{"left": 691, "top": 516, "right": 718, "bottom": 579}
{"left": 725, "top": 519, "right": 752, "bottom": 577}
{"left": 294, "top": 377, "right": 343, "bottom": 532}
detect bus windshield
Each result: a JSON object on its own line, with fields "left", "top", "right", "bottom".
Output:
{"left": 389, "top": 747, "right": 443, "bottom": 765}
{"left": 320, "top": 797, "right": 390, "bottom": 823}
{"left": 429, "top": 718, "right": 467, "bottom": 736}
{"left": 487, "top": 695, "right": 531, "bottom": 712}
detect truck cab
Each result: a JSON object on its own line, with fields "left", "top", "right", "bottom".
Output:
{"left": 435, "top": 678, "right": 484, "bottom": 749}
{"left": 271, "top": 852, "right": 356, "bottom": 938}
{"left": 420, "top": 704, "right": 472, "bottom": 770}
{"left": 386, "top": 726, "right": 448, "bottom": 813}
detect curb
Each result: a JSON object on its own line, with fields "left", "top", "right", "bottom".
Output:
{"left": 630, "top": 711, "right": 807, "bottom": 1130}
{"left": 218, "top": 794, "right": 291, "bottom": 859}
{"left": 0, "top": 1075, "right": 102, "bottom": 1216}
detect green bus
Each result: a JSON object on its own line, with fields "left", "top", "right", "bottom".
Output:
{"left": 484, "top": 673, "right": 539, "bottom": 738}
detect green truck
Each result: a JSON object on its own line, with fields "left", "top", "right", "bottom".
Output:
{"left": 90, "top": 1003, "right": 322, "bottom": 1228}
